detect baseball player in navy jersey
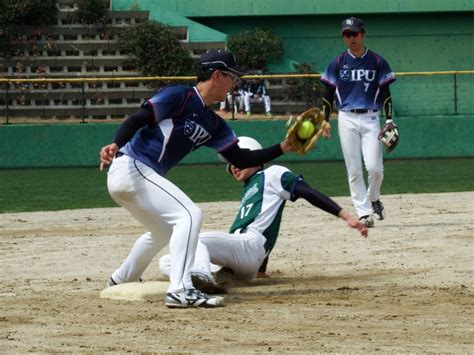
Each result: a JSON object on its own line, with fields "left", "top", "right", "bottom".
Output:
{"left": 320, "top": 17, "right": 396, "bottom": 228}
{"left": 244, "top": 77, "right": 273, "bottom": 118}
{"left": 158, "top": 136, "right": 368, "bottom": 292}
{"left": 99, "top": 50, "right": 294, "bottom": 308}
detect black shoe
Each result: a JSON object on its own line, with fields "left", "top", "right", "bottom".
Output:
{"left": 106, "top": 276, "right": 143, "bottom": 288}
{"left": 213, "top": 267, "right": 237, "bottom": 287}
{"left": 359, "top": 215, "right": 374, "bottom": 228}
{"left": 106, "top": 277, "right": 117, "bottom": 288}
{"left": 191, "top": 272, "right": 227, "bottom": 294}
{"left": 371, "top": 200, "right": 385, "bottom": 220}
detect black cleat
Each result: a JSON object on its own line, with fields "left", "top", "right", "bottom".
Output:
{"left": 371, "top": 200, "right": 385, "bottom": 220}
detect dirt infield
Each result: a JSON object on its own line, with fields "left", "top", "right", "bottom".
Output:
{"left": 1, "top": 192, "right": 472, "bottom": 353}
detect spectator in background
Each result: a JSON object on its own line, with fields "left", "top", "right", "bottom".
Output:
{"left": 219, "top": 99, "right": 228, "bottom": 112}
{"left": 228, "top": 78, "right": 245, "bottom": 113}
{"left": 244, "top": 77, "right": 273, "bottom": 118}
{"left": 220, "top": 79, "right": 245, "bottom": 114}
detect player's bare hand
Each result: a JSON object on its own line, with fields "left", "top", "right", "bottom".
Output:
{"left": 99, "top": 143, "right": 118, "bottom": 171}
{"left": 280, "top": 138, "right": 293, "bottom": 153}
{"left": 322, "top": 122, "right": 332, "bottom": 139}
{"left": 351, "top": 220, "right": 368, "bottom": 238}
{"left": 339, "top": 209, "right": 368, "bottom": 238}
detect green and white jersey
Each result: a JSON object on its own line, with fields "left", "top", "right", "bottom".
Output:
{"left": 229, "top": 165, "right": 301, "bottom": 252}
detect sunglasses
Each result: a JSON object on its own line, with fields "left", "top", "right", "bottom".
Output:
{"left": 221, "top": 70, "right": 239, "bottom": 82}
{"left": 343, "top": 31, "right": 361, "bottom": 38}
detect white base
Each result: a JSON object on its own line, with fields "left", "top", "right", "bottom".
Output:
{"left": 100, "top": 281, "right": 169, "bottom": 301}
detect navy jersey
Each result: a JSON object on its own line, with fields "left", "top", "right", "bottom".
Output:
{"left": 121, "top": 85, "right": 237, "bottom": 175}
{"left": 245, "top": 80, "right": 268, "bottom": 96}
{"left": 321, "top": 49, "right": 396, "bottom": 111}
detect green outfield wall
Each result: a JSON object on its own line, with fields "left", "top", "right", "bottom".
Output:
{"left": 112, "top": 0, "right": 474, "bottom": 72}
{"left": 1, "top": 116, "right": 473, "bottom": 169}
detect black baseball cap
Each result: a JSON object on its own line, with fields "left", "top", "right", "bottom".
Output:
{"left": 199, "top": 49, "right": 247, "bottom": 76}
{"left": 341, "top": 17, "right": 365, "bottom": 34}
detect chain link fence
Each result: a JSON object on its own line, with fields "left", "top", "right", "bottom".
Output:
{"left": 1, "top": 71, "right": 473, "bottom": 124}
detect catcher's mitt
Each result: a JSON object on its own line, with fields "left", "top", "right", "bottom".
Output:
{"left": 378, "top": 120, "right": 399, "bottom": 153}
{"left": 286, "top": 107, "right": 328, "bottom": 156}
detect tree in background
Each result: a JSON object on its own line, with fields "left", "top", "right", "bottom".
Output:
{"left": 227, "top": 28, "right": 283, "bottom": 71}
{"left": 0, "top": 0, "right": 57, "bottom": 57}
{"left": 288, "top": 62, "right": 325, "bottom": 107}
{"left": 75, "top": 0, "right": 109, "bottom": 25}
{"left": 118, "top": 20, "right": 194, "bottom": 77}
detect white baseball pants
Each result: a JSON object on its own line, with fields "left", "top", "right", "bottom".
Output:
{"left": 107, "top": 155, "right": 202, "bottom": 293}
{"left": 244, "top": 94, "right": 271, "bottom": 113}
{"left": 160, "top": 229, "right": 267, "bottom": 281}
{"left": 337, "top": 110, "right": 384, "bottom": 217}
{"left": 219, "top": 94, "right": 244, "bottom": 113}
{"left": 227, "top": 93, "right": 244, "bottom": 113}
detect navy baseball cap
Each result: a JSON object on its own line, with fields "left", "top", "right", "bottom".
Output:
{"left": 341, "top": 17, "right": 365, "bottom": 34}
{"left": 199, "top": 49, "right": 247, "bottom": 76}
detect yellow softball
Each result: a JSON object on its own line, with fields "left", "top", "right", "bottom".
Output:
{"left": 297, "top": 120, "right": 315, "bottom": 139}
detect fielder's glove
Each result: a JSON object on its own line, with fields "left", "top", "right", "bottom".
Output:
{"left": 378, "top": 119, "right": 399, "bottom": 153}
{"left": 285, "top": 107, "right": 328, "bottom": 156}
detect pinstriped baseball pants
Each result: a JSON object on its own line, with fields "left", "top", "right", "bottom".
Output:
{"left": 107, "top": 155, "right": 202, "bottom": 293}
{"left": 338, "top": 110, "right": 384, "bottom": 217}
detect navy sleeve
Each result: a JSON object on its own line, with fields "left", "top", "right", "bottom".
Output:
{"left": 378, "top": 58, "right": 396, "bottom": 87}
{"left": 322, "top": 85, "right": 336, "bottom": 121}
{"left": 320, "top": 58, "right": 339, "bottom": 87}
{"left": 380, "top": 85, "right": 393, "bottom": 120}
{"left": 144, "top": 86, "right": 187, "bottom": 122}
{"left": 220, "top": 143, "right": 284, "bottom": 169}
{"left": 293, "top": 180, "right": 342, "bottom": 217}
{"left": 113, "top": 107, "right": 154, "bottom": 148}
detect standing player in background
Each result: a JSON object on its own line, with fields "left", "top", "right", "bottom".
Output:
{"left": 320, "top": 17, "right": 396, "bottom": 227}
{"left": 159, "top": 136, "right": 368, "bottom": 293}
{"left": 99, "top": 50, "right": 294, "bottom": 308}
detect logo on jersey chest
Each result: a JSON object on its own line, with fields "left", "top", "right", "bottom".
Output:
{"left": 340, "top": 68, "right": 376, "bottom": 82}
{"left": 241, "top": 183, "right": 259, "bottom": 206}
{"left": 184, "top": 119, "right": 211, "bottom": 145}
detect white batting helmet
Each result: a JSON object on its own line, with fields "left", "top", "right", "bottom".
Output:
{"left": 217, "top": 136, "right": 262, "bottom": 163}
{"left": 236, "top": 136, "right": 263, "bottom": 151}
{"left": 217, "top": 136, "right": 263, "bottom": 175}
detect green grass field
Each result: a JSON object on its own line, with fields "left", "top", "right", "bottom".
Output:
{"left": 0, "top": 158, "right": 473, "bottom": 213}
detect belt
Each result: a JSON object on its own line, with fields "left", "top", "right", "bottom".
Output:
{"left": 349, "top": 109, "right": 378, "bottom": 114}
